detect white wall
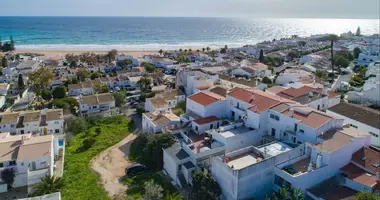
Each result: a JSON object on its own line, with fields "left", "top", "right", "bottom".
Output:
{"left": 163, "top": 150, "right": 178, "bottom": 183}
{"left": 326, "top": 110, "right": 380, "bottom": 147}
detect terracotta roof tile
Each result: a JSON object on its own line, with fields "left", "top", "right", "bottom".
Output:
{"left": 266, "top": 86, "right": 286, "bottom": 94}
{"left": 148, "top": 98, "right": 167, "bottom": 108}
{"left": 188, "top": 92, "right": 225, "bottom": 106}
{"left": 278, "top": 86, "right": 322, "bottom": 99}
{"left": 351, "top": 147, "right": 380, "bottom": 173}
{"left": 340, "top": 163, "right": 379, "bottom": 188}
{"left": 193, "top": 116, "right": 220, "bottom": 125}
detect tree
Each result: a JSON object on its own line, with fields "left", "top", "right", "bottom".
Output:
{"left": 165, "top": 193, "right": 182, "bottom": 200}
{"left": 113, "top": 91, "right": 126, "bottom": 107}
{"left": 107, "top": 49, "right": 118, "bottom": 62}
{"left": 356, "top": 26, "right": 361, "bottom": 36}
{"left": 69, "top": 60, "right": 77, "bottom": 68}
{"left": 18, "top": 74, "right": 25, "bottom": 90}
{"left": 158, "top": 49, "right": 164, "bottom": 55}
{"left": 287, "top": 51, "right": 299, "bottom": 60}
{"left": 0, "top": 168, "right": 15, "bottom": 189}
{"left": 188, "top": 49, "right": 193, "bottom": 53}
{"left": 142, "top": 62, "right": 159, "bottom": 73}
{"left": 206, "top": 46, "right": 210, "bottom": 52}
{"left": 316, "top": 70, "right": 327, "bottom": 80}
{"left": 333, "top": 55, "right": 349, "bottom": 69}
{"left": 202, "top": 48, "right": 205, "bottom": 52}
{"left": 1, "top": 56, "right": 7, "bottom": 67}
{"left": 220, "top": 48, "right": 227, "bottom": 54}
{"left": 262, "top": 77, "right": 272, "bottom": 84}
{"left": 66, "top": 117, "right": 88, "bottom": 135}
{"left": 337, "top": 50, "right": 354, "bottom": 61}
{"left": 259, "top": 49, "right": 265, "bottom": 63}
{"left": 267, "top": 186, "right": 304, "bottom": 200}
{"left": 52, "top": 86, "right": 67, "bottom": 99}
{"left": 90, "top": 71, "right": 101, "bottom": 80}
{"left": 178, "top": 55, "right": 190, "bottom": 63}
{"left": 29, "top": 66, "right": 54, "bottom": 91}
{"left": 179, "top": 49, "right": 183, "bottom": 52}
{"left": 77, "top": 69, "right": 90, "bottom": 82}
{"left": 116, "top": 59, "right": 133, "bottom": 68}
{"left": 10, "top": 36, "right": 15, "bottom": 51}
{"left": 142, "top": 180, "right": 163, "bottom": 200}
{"left": 189, "top": 172, "right": 221, "bottom": 200}
{"left": 353, "top": 47, "right": 362, "bottom": 59}
{"left": 137, "top": 77, "right": 152, "bottom": 93}
{"left": 355, "top": 191, "right": 379, "bottom": 200}
{"left": 327, "top": 34, "right": 339, "bottom": 82}
{"left": 32, "top": 175, "right": 63, "bottom": 197}
{"left": 41, "top": 89, "right": 52, "bottom": 101}
{"left": 136, "top": 133, "right": 176, "bottom": 169}
{"left": 94, "top": 83, "right": 109, "bottom": 93}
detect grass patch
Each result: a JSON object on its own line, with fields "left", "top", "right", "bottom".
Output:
{"left": 62, "top": 116, "right": 132, "bottom": 200}
{"left": 173, "top": 101, "right": 186, "bottom": 116}
{"left": 122, "top": 171, "right": 178, "bottom": 199}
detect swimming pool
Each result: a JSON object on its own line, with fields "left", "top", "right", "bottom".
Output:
{"left": 58, "top": 139, "right": 64, "bottom": 147}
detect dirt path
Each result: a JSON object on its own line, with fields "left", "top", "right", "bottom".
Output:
{"left": 91, "top": 134, "right": 137, "bottom": 199}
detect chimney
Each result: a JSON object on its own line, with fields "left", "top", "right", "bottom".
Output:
{"left": 249, "top": 94, "right": 254, "bottom": 103}
{"left": 288, "top": 107, "right": 294, "bottom": 118}
{"left": 322, "top": 83, "right": 328, "bottom": 96}
{"left": 377, "top": 171, "right": 380, "bottom": 182}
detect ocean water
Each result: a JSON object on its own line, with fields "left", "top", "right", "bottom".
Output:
{"left": 0, "top": 17, "right": 378, "bottom": 50}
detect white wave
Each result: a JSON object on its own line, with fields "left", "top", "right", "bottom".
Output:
{"left": 16, "top": 41, "right": 258, "bottom": 51}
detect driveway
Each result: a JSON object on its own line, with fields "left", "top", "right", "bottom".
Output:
{"left": 91, "top": 134, "right": 137, "bottom": 199}
{"left": 332, "top": 63, "right": 355, "bottom": 91}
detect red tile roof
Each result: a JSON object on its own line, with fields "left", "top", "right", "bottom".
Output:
{"left": 188, "top": 92, "right": 225, "bottom": 106}
{"left": 282, "top": 109, "right": 332, "bottom": 128}
{"left": 278, "top": 86, "right": 322, "bottom": 99}
{"left": 340, "top": 163, "right": 379, "bottom": 188}
{"left": 193, "top": 116, "right": 220, "bottom": 125}
{"left": 228, "top": 88, "right": 292, "bottom": 113}
{"left": 351, "top": 147, "right": 380, "bottom": 173}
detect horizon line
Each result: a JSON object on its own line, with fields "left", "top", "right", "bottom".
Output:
{"left": 0, "top": 15, "right": 378, "bottom": 20}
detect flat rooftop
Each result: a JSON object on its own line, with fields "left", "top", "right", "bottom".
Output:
{"left": 218, "top": 126, "right": 251, "bottom": 138}
{"left": 227, "top": 151, "right": 263, "bottom": 170}
{"left": 257, "top": 142, "right": 292, "bottom": 157}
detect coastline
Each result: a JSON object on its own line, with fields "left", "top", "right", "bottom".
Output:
{"left": 15, "top": 49, "right": 159, "bottom": 59}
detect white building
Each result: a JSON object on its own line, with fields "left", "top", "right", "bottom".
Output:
{"left": 144, "top": 89, "right": 185, "bottom": 112}
{"left": 357, "top": 51, "right": 380, "bottom": 66}
{"left": 78, "top": 93, "right": 116, "bottom": 117}
{"left": 347, "top": 75, "right": 380, "bottom": 106}
{"left": 274, "top": 127, "right": 371, "bottom": 192}
{"left": 0, "top": 83, "right": 10, "bottom": 96}
{"left": 68, "top": 81, "right": 95, "bottom": 96}
{"left": 142, "top": 110, "right": 181, "bottom": 134}
{"left": 176, "top": 69, "right": 218, "bottom": 96}
{"left": 327, "top": 103, "right": 380, "bottom": 148}
{"left": 0, "top": 109, "right": 64, "bottom": 135}
{"left": 275, "top": 68, "right": 316, "bottom": 86}
{"left": 186, "top": 92, "right": 227, "bottom": 119}
{"left": 116, "top": 54, "right": 140, "bottom": 66}
{"left": 232, "top": 62, "right": 271, "bottom": 78}
{"left": 0, "top": 134, "right": 57, "bottom": 194}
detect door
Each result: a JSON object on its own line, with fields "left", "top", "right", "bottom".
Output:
{"left": 32, "top": 161, "right": 36, "bottom": 170}
{"left": 271, "top": 128, "right": 276, "bottom": 137}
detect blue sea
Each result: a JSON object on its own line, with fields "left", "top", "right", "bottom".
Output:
{"left": 0, "top": 17, "right": 378, "bottom": 50}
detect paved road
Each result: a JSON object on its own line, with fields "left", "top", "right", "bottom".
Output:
{"left": 332, "top": 63, "right": 355, "bottom": 91}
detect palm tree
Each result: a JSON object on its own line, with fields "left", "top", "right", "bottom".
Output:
{"left": 196, "top": 49, "right": 200, "bottom": 52}
{"left": 184, "top": 49, "right": 188, "bottom": 53}
{"left": 328, "top": 34, "right": 339, "bottom": 82}
{"left": 32, "top": 175, "right": 63, "bottom": 196}
{"left": 179, "top": 49, "right": 183, "bottom": 52}
{"left": 188, "top": 49, "right": 193, "bottom": 53}
{"left": 158, "top": 49, "right": 163, "bottom": 55}
{"left": 206, "top": 46, "right": 210, "bottom": 52}
{"left": 202, "top": 48, "right": 205, "bottom": 52}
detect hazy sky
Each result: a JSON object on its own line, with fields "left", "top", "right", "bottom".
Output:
{"left": 2, "top": 0, "right": 379, "bottom": 19}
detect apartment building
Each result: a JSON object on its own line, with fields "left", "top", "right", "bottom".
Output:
{"left": 78, "top": 93, "right": 115, "bottom": 117}
{"left": 0, "top": 109, "right": 64, "bottom": 135}
{"left": 0, "top": 134, "right": 56, "bottom": 193}
{"left": 144, "top": 89, "right": 185, "bottom": 112}
{"left": 142, "top": 110, "right": 181, "bottom": 134}
{"left": 68, "top": 81, "right": 95, "bottom": 96}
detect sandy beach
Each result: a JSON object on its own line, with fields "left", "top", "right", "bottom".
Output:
{"left": 15, "top": 49, "right": 158, "bottom": 60}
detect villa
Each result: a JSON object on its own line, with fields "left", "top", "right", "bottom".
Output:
{"left": 78, "top": 93, "right": 116, "bottom": 117}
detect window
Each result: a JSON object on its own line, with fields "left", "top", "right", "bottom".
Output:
{"left": 231, "top": 111, "right": 235, "bottom": 118}
{"left": 55, "top": 129, "right": 60, "bottom": 133}
{"left": 9, "top": 161, "right": 16, "bottom": 166}
{"left": 195, "top": 126, "right": 199, "bottom": 131}
{"left": 294, "top": 124, "right": 298, "bottom": 132}
{"left": 300, "top": 129, "right": 304, "bottom": 134}
{"left": 270, "top": 114, "right": 279, "bottom": 121}
{"left": 10, "top": 124, "right": 14, "bottom": 128}
{"left": 40, "top": 161, "right": 47, "bottom": 167}
{"left": 350, "top": 124, "right": 358, "bottom": 128}
{"left": 317, "top": 105, "right": 320, "bottom": 110}
{"left": 210, "top": 124, "right": 214, "bottom": 129}
{"left": 369, "top": 132, "right": 379, "bottom": 138}
{"left": 54, "top": 121, "right": 59, "bottom": 124}
{"left": 0, "top": 163, "right": 3, "bottom": 168}
{"left": 216, "top": 122, "right": 220, "bottom": 129}
{"left": 237, "top": 102, "right": 240, "bottom": 109}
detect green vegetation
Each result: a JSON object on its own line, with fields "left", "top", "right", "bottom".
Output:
{"left": 259, "top": 49, "right": 264, "bottom": 63}
{"left": 333, "top": 55, "right": 350, "bottom": 69}
{"left": 355, "top": 191, "right": 379, "bottom": 200}
{"left": 122, "top": 171, "right": 178, "bottom": 200}
{"left": 266, "top": 185, "right": 304, "bottom": 200}
{"left": 0, "top": 36, "right": 15, "bottom": 52}
{"left": 0, "top": 168, "right": 15, "bottom": 189}
{"left": 28, "top": 66, "right": 54, "bottom": 92}
{"left": 142, "top": 62, "right": 159, "bottom": 73}
{"left": 262, "top": 77, "right": 272, "bottom": 84}
{"left": 173, "top": 101, "right": 186, "bottom": 116}
{"left": 129, "top": 133, "right": 176, "bottom": 169}
{"left": 337, "top": 50, "right": 354, "bottom": 61}
{"left": 62, "top": 116, "right": 132, "bottom": 200}
{"left": 77, "top": 69, "right": 90, "bottom": 82}
{"left": 178, "top": 54, "right": 190, "bottom": 63}
{"left": 356, "top": 26, "right": 361, "bottom": 36}
{"left": 316, "top": 70, "right": 327, "bottom": 80}
{"left": 52, "top": 85, "right": 67, "bottom": 99}
{"left": 137, "top": 76, "right": 152, "bottom": 93}
{"left": 113, "top": 91, "right": 126, "bottom": 107}
{"left": 1, "top": 56, "right": 7, "bottom": 67}
{"left": 188, "top": 172, "right": 221, "bottom": 200}
{"left": 41, "top": 89, "right": 52, "bottom": 101}
{"left": 117, "top": 59, "right": 133, "bottom": 67}
{"left": 66, "top": 117, "right": 88, "bottom": 135}
{"left": 94, "top": 83, "right": 109, "bottom": 93}
{"left": 349, "top": 67, "right": 367, "bottom": 87}
{"left": 287, "top": 51, "right": 300, "bottom": 60}
{"left": 32, "top": 175, "right": 63, "bottom": 197}
{"left": 353, "top": 47, "right": 362, "bottom": 59}
{"left": 18, "top": 74, "right": 25, "bottom": 90}
{"left": 48, "top": 97, "right": 78, "bottom": 114}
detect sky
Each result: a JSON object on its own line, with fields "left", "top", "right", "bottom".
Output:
{"left": 1, "top": 0, "right": 379, "bottom": 19}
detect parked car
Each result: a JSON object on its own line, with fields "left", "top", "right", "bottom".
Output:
{"left": 126, "top": 163, "right": 147, "bottom": 176}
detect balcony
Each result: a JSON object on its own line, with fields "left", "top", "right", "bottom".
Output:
{"left": 27, "top": 167, "right": 50, "bottom": 185}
